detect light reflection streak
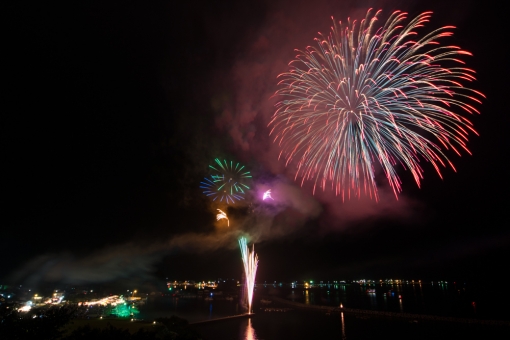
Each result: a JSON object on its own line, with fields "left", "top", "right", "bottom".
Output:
{"left": 341, "top": 311, "right": 346, "bottom": 339}
{"left": 244, "top": 318, "right": 257, "bottom": 340}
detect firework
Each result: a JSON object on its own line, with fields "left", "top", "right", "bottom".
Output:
{"left": 262, "top": 189, "right": 274, "bottom": 200}
{"left": 200, "top": 158, "right": 252, "bottom": 204}
{"left": 239, "top": 237, "right": 258, "bottom": 314}
{"left": 216, "top": 209, "right": 229, "bottom": 227}
{"left": 269, "top": 9, "right": 484, "bottom": 199}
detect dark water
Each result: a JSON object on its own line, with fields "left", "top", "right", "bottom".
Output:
{"left": 191, "top": 310, "right": 508, "bottom": 340}
{"left": 137, "top": 295, "right": 240, "bottom": 323}
{"left": 136, "top": 283, "right": 510, "bottom": 339}
{"left": 258, "top": 282, "right": 510, "bottom": 320}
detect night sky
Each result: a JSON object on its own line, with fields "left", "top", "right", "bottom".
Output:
{"left": 3, "top": 0, "right": 509, "bottom": 288}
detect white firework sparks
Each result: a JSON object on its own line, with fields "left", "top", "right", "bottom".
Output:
{"left": 216, "top": 209, "right": 229, "bottom": 227}
{"left": 262, "top": 189, "right": 274, "bottom": 200}
{"left": 239, "top": 237, "right": 258, "bottom": 314}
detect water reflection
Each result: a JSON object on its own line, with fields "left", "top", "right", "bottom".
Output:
{"left": 244, "top": 318, "right": 257, "bottom": 340}
{"left": 341, "top": 312, "right": 346, "bottom": 339}
{"left": 368, "top": 291, "right": 377, "bottom": 308}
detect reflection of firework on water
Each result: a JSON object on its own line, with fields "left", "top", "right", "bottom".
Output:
{"left": 200, "top": 158, "right": 252, "bottom": 204}
{"left": 216, "top": 209, "right": 229, "bottom": 227}
{"left": 263, "top": 189, "right": 274, "bottom": 200}
{"left": 270, "top": 10, "right": 484, "bottom": 200}
{"left": 239, "top": 237, "right": 258, "bottom": 314}
{"left": 244, "top": 318, "right": 257, "bottom": 340}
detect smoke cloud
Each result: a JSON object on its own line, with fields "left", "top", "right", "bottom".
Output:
{"left": 9, "top": 177, "right": 322, "bottom": 285}
{"left": 211, "top": 0, "right": 424, "bottom": 222}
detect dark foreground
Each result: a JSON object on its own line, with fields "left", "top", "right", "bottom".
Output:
{"left": 0, "top": 310, "right": 202, "bottom": 340}
{"left": 191, "top": 309, "right": 509, "bottom": 340}
{"left": 1, "top": 305, "right": 508, "bottom": 339}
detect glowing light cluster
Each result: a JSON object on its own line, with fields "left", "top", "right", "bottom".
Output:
{"left": 111, "top": 302, "right": 139, "bottom": 318}
{"left": 270, "top": 9, "right": 484, "bottom": 199}
{"left": 18, "top": 303, "right": 32, "bottom": 312}
{"left": 201, "top": 159, "right": 252, "bottom": 204}
{"left": 239, "top": 237, "right": 258, "bottom": 314}
{"left": 83, "top": 295, "right": 125, "bottom": 306}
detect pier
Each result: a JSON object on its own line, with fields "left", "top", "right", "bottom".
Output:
{"left": 189, "top": 313, "right": 253, "bottom": 325}
{"left": 269, "top": 297, "right": 510, "bottom": 326}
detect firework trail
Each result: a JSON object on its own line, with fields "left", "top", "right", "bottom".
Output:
{"left": 269, "top": 9, "right": 484, "bottom": 200}
{"left": 200, "top": 158, "right": 252, "bottom": 204}
{"left": 239, "top": 237, "right": 258, "bottom": 314}
{"left": 262, "top": 189, "right": 274, "bottom": 200}
{"left": 216, "top": 209, "right": 229, "bottom": 227}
